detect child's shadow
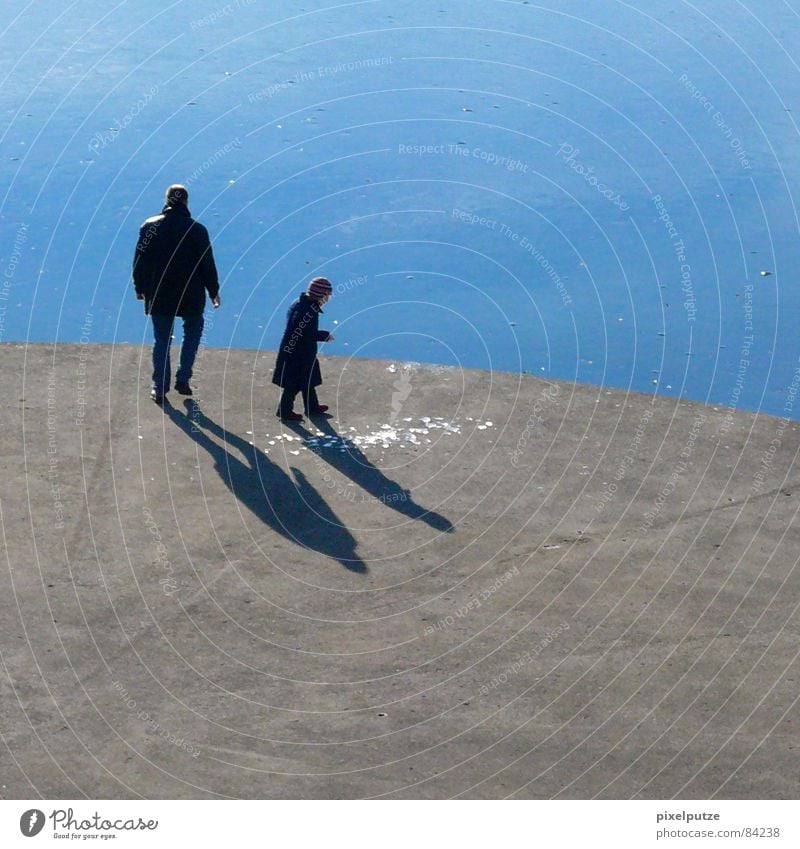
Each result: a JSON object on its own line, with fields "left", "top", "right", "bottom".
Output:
{"left": 286, "top": 417, "right": 454, "bottom": 533}
{"left": 165, "top": 400, "right": 368, "bottom": 574}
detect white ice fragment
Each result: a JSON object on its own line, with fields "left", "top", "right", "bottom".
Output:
{"left": 290, "top": 450, "right": 300, "bottom": 455}
{"left": 542, "top": 544, "right": 561, "bottom": 550}
{"left": 268, "top": 440, "right": 275, "bottom": 445}
{"left": 478, "top": 425, "right": 487, "bottom": 430}
{"left": 485, "top": 421, "right": 493, "bottom": 427}
{"left": 403, "top": 417, "right": 412, "bottom": 422}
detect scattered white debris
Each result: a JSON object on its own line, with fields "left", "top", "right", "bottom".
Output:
{"left": 258, "top": 414, "right": 500, "bottom": 457}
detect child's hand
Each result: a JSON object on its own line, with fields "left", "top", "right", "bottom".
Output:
{"left": 327, "top": 333, "right": 335, "bottom": 342}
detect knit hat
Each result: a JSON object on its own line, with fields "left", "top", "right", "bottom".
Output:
{"left": 165, "top": 184, "right": 189, "bottom": 206}
{"left": 308, "top": 277, "right": 333, "bottom": 298}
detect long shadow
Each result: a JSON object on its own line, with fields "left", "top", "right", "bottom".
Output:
{"left": 165, "top": 400, "right": 368, "bottom": 573}
{"left": 286, "top": 417, "right": 455, "bottom": 533}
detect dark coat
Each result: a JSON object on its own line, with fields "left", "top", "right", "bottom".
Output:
{"left": 132, "top": 204, "right": 219, "bottom": 317}
{"left": 272, "top": 294, "right": 331, "bottom": 390}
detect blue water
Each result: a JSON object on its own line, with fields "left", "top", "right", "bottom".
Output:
{"left": 2, "top": 0, "right": 799, "bottom": 416}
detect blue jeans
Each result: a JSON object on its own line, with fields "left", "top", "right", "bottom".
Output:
{"left": 151, "top": 312, "right": 204, "bottom": 394}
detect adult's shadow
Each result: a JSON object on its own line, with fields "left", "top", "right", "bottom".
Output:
{"left": 165, "top": 400, "right": 368, "bottom": 574}
{"left": 286, "top": 417, "right": 454, "bottom": 534}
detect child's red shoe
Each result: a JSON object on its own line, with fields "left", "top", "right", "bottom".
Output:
{"left": 309, "top": 405, "right": 329, "bottom": 415}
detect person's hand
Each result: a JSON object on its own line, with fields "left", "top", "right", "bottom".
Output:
{"left": 136, "top": 292, "right": 145, "bottom": 300}
{"left": 327, "top": 333, "right": 335, "bottom": 342}
{"left": 212, "top": 296, "right": 221, "bottom": 309}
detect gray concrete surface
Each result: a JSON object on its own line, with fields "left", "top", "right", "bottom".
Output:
{"left": 1, "top": 342, "right": 799, "bottom": 799}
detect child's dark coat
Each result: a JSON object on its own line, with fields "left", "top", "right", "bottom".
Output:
{"left": 272, "top": 293, "right": 331, "bottom": 391}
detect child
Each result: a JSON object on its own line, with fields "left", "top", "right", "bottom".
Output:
{"left": 272, "top": 277, "right": 335, "bottom": 420}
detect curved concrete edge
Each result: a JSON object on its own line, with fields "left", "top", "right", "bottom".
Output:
{"left": 0, "top": 342, "right": 798, "bottom": 799}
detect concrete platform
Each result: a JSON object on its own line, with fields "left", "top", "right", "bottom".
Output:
{"left": 1, "top": 342, "right": 798, "bottom": 799}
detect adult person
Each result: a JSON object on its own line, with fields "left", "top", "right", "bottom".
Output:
{"left": 132, "top": 184, "right": 220, "bottom": 404}
{"left": 272, "top": 277, "right": 335, "bottom": 420}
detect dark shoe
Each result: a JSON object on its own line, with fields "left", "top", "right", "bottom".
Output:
{"left": 279, "top": 411, "right": 303, "bottom": 421}
{"left": 308, "top": 405, "right": 329, "bottom": 415}
{"left": 175, "top": 381, "right": 192, "bottom": 396}
{"left": 150, "top": 389, "right": 165, "bottom": 405}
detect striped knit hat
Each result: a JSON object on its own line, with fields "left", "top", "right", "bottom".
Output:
{"left": 307, "top": 277, "right": 333, "bottom": 298}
